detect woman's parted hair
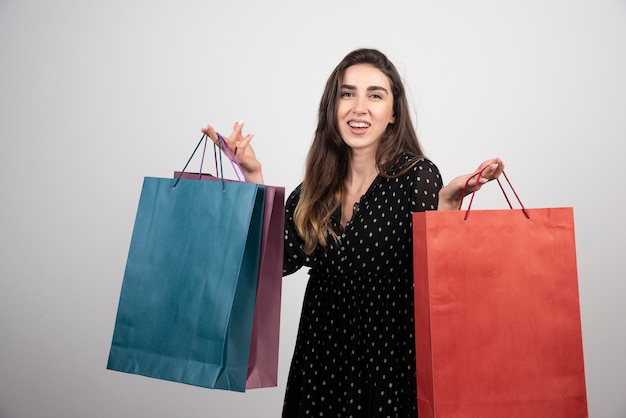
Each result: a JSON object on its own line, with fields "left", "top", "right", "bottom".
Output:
{"left": 294, "top": 48, "right": 426, "bottom": 254}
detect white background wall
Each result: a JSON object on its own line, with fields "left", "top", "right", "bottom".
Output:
{"left": 1, "top": 0, "right": 625, "bottom": 417}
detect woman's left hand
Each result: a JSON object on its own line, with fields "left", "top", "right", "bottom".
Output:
{"left": 438, "top": 157, "right": 505, "bottom": 210}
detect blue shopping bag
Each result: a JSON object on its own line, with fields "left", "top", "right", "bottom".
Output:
{"left": 107, "top": 176, "right": 265, "bottom": 392}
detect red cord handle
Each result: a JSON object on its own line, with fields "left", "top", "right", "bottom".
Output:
{"left": 460, "top": 167, "right": 529, "bottom": 220}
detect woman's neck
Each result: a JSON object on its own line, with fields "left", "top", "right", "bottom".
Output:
{"left": 346, "top": 150, "right": 378, "bottom": 185}
{"left": 340, "top": 153, "right": 379, "bottom": 228}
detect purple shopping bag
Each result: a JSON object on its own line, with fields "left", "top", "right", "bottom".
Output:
{"left": 175, "top": 171, "right": 284, "bottom": 389}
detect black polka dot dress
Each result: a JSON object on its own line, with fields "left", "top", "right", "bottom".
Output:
{"left": 282, "top": 157, "right": 442, "bottom": 417}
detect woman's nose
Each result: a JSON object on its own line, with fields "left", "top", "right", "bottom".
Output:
{"left": 352, "top": 97, "right": 366, "bottom": 114}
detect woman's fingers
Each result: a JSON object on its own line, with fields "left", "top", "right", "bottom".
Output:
{"left": 473, "top": 158, "right": 505, "bottom": 184}
{"left": 201, "top": 122, "right": 243, "bottom": 155}
{"left": 199, "top": 121, "right": 264, "bottom": 183}
{"left": 201, "top": 124, "right": 219, "bottom": 144}
{"left": 236, "top": 132, "right": 254, "bottom": 151}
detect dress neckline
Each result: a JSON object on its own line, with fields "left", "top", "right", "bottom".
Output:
{"left": 336, "top": 174, "right": 382, "bottom": 231}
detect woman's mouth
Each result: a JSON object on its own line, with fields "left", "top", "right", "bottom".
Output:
{"left": 348, "top": 121, "right": 370, "bottom": 129}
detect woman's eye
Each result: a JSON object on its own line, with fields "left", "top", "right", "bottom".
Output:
{"left": 370, "top": 93, "right": 382, "bottom": 99}
{"left": 341, "top": 91, "right": 354, "bottom": 98}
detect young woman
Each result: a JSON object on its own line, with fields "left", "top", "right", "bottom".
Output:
{"left": 202, "top": 48, "right": 503, "bottom": 417}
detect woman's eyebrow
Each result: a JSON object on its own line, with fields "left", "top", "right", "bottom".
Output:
{"left": 367, "top": 85, "right": 389, "bottom": 94}
{"left": 340, "top": 84, "right": 389, "bottom": 94}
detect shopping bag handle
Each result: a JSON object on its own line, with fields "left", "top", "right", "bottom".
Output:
{"left": 215, "top": 133, "right": 249, "bottom": 182}
{"left": 173, "top": 133, "right": 249, "bottom": 188}
{"left": 460, "top": 167, "right": 530, "bottom": 220}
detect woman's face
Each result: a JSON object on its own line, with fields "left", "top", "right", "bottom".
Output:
{"left": 336, "top": 64, "right": 395, "bottom": 155}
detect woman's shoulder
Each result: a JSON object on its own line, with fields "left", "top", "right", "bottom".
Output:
{"left": 412, "top": 156, "right": 440, "bottom": 174}
{"left": 386, "top": 153, "right": 440, "bottom": 176}
{"left": 285, "top": 183, "right": 303, "bottom": 210}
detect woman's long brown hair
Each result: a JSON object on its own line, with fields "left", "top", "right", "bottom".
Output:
{"left": 294, "top": 49, "right": 426, "bottom": 254}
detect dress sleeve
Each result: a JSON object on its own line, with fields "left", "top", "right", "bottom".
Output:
{"left": 283, "top": 184, "right": 317, "bottom": 277}
{"left": 410, "top": 159, "right": 443, "bottom": 212}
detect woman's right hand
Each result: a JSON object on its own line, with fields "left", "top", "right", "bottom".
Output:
{"left": 201, "top": 120, "right": 264, "bottom": 184}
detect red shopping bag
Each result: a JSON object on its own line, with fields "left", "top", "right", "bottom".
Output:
{"left": 412, "top": 173, "right": 588, "bottom": 417}
{"left": 173, "top": 134, "right": 284, "bottom": 389}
